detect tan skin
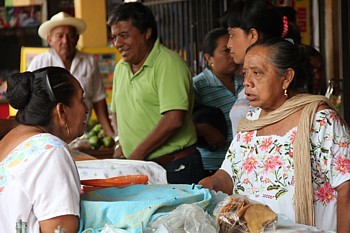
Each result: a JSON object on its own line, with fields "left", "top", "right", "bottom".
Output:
{"left": 47, "top": 25, "right": 114, "bottom": 137}
{"left": 205, "top": 34, "right": 240, "bottom": 94}
{"left": 227, "top": 27, "right": 259, "bottom": 65}
{"left": 200, "top": 46, "right": 350, "bottom": 231}
{"left": 110, "top": 20, "right": 188, "bottom": 160}
{"left": 0, "top": 78, "right": 88, "bottom": 233}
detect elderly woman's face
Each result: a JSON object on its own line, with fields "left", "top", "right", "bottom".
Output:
{"left": 242, "top": 46, "right": 287, "bottom": 112}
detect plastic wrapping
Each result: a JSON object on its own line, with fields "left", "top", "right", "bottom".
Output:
{"left": 145, "top": 203, "right": 219, "bottom": 233}
{"left": 214, "top": 195, "right": 277, "bottom": 233}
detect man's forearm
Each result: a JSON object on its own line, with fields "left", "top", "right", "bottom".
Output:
{"left": 128, "top": 110, "right": 186, "bottom": 160}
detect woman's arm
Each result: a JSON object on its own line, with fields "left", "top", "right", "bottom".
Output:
{"left": 40, "top": 215, "right": 79, "bottom": 233}
{"left": 199, "top": 169, "right": 233, "bottom": 195}
{"left": 336, "top": 180, "right": 350, "bottom": 233}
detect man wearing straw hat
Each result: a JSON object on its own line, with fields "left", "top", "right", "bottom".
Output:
{"left": 28, "top": 12, "right": 115, "bottom": 137}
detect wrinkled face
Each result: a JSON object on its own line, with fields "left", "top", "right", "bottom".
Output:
{"left": 227, "top": 27, "right": 254, "bottom": 64}
{"left": 242, "top": 46, "right": 287, "bottom": 112}
{"left": 110, "top": 20, "right": 151, "bottom": 66}
{"left": 207, "top": 35, "right": 240, "bottom": 76}
{"left": 48, "top": 26, "right": 79, "bottom": 60}
{"left": 66, "top": 77, "right": 88, "bottom": 141}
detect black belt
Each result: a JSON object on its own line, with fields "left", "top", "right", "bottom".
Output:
{"left": 151, "top": 145, "right": 196, "bottom": 166}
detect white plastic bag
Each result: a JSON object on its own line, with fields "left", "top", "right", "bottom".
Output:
{"left": 100, "top": 224, "right": 128, "bottom": 233}
{"left": 145, "top": 203, "right": 219, "bottom": 233}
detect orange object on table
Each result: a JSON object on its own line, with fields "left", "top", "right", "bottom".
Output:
{"left": 81, "top": 175, "right": 149, "bottom": 188}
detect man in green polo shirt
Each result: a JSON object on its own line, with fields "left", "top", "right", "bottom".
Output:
{"left": 107, "top": 2, "right": 206, "bottom": 184}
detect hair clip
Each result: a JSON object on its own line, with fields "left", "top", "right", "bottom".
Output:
{"left": 282, "top": 16, "right": 289, "bottom": 38}
{"left": 44, "top": 72, "right": 57, "bottom": 102}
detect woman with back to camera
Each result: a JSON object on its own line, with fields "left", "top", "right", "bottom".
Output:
{"left": 199, "top": 38, "right": 350, "bottom": 232}
{"left": 0, "top": 66, "right": 88, "bottom": 233}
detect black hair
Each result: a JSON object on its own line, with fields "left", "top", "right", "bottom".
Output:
{"left": 107, "top": 2, "right": 158, "bottom": 43}
{"left": 203, "top": 28, "right": 228, "bottom": 56}
{"left": 223, "top": 0, "right": 284, "bottom": 39}
{"left": 246, "top": 38, "right": 309, "bottom": 92}
{"left": 6, "top": 66, "right": 75, "bottom": 126}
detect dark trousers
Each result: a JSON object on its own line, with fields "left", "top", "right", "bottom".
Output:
{"left": 161, "top": 149, "right": 206, "bottom": 184}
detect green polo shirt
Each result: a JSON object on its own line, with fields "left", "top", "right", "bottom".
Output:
{"left": 111, "top": 39, "right": 197, "bottom": 160}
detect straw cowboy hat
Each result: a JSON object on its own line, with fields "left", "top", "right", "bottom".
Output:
{"left": 38, "top": 12, "right": 86, "bottom": 39}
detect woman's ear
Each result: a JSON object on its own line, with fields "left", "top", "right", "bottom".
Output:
{"left": 55, "top": 103, "right": 68, "bottom": 125}
{"left": 249, "top": 28, "right": 260, "bottom": 44}
{"left": 204, "top": 53, "right": 213, "bottom": 68}
{"left": 282, "top": 68, "right": 295, "bottom": 89}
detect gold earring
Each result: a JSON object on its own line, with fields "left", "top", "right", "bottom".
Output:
{"left": 284, "top": 89, "right": 288, "bottom": 99}
{"left": 65, "top": 123, "right": 71, "bottom": 136}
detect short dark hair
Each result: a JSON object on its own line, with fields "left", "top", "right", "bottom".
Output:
{"left": 6, "top": 66, "right": 75, "bottom": 127}
{"left": 246, "top": 38, "right": 309, "bottom": 92}
{"left": 107, "top": 2, "right": 158, "bottom": 42}
{"left": 203, "top": 28, "right": 228, "bottom": 57}
{"left": 223, "top": 0, "right": 284, "bottom": 40}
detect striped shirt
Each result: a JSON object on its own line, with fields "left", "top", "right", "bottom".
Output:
{"left": 193, "top": 68, "right": 245, "bottom": 170}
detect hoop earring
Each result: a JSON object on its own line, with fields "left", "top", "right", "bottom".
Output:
{"left": 65, "top": 123, "right": 71, "bottom": 136}
{"left": 284, "top": 89, "right": 288, "bottom": 99}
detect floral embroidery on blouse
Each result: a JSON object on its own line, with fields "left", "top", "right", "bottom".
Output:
{"left": 0, "top": 134, "right": 65, "bottom": 193}
{"left": 228, "top": 108, "right": 350, "bottom": 206}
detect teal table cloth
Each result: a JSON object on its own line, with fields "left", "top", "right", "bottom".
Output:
{"left": 79, "top": 184, "right": 212, "bottom": 233}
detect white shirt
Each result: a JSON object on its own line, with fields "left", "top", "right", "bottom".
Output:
{"left": 229, "top": 89, "right": 253, "bottom": 134}
{"left": 27, "top": 48, "right": 106, "bottom": 121}
{"left": 0, "top": 134, "right": 80, "bottom": 233}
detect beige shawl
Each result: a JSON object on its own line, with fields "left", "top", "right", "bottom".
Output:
{"left": 237, "top": 93, "right": 345, "bottom": 226}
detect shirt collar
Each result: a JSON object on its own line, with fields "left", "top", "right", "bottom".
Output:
{"left": 120, "top": 39, "right": 160, "bottom": 69}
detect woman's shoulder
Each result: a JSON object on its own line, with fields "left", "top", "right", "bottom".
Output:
{"left": 15, "top": 133, "right": 66, "bottom": 156}
{"left": 313, "top": 107, "right": 348, "bottom": 131}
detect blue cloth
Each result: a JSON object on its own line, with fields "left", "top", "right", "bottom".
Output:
{"left": 192, "top": 68, "right": 245, "bottom": 170}
{"left": 79, "top": 184, "right": 212, "bottom": 233}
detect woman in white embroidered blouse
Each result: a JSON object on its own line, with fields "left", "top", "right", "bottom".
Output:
{"left": 199, "top": 38, "right": 350, "bottom": 232}
{"left": 0, "top": 67, "right": 88, "bottom": 233}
